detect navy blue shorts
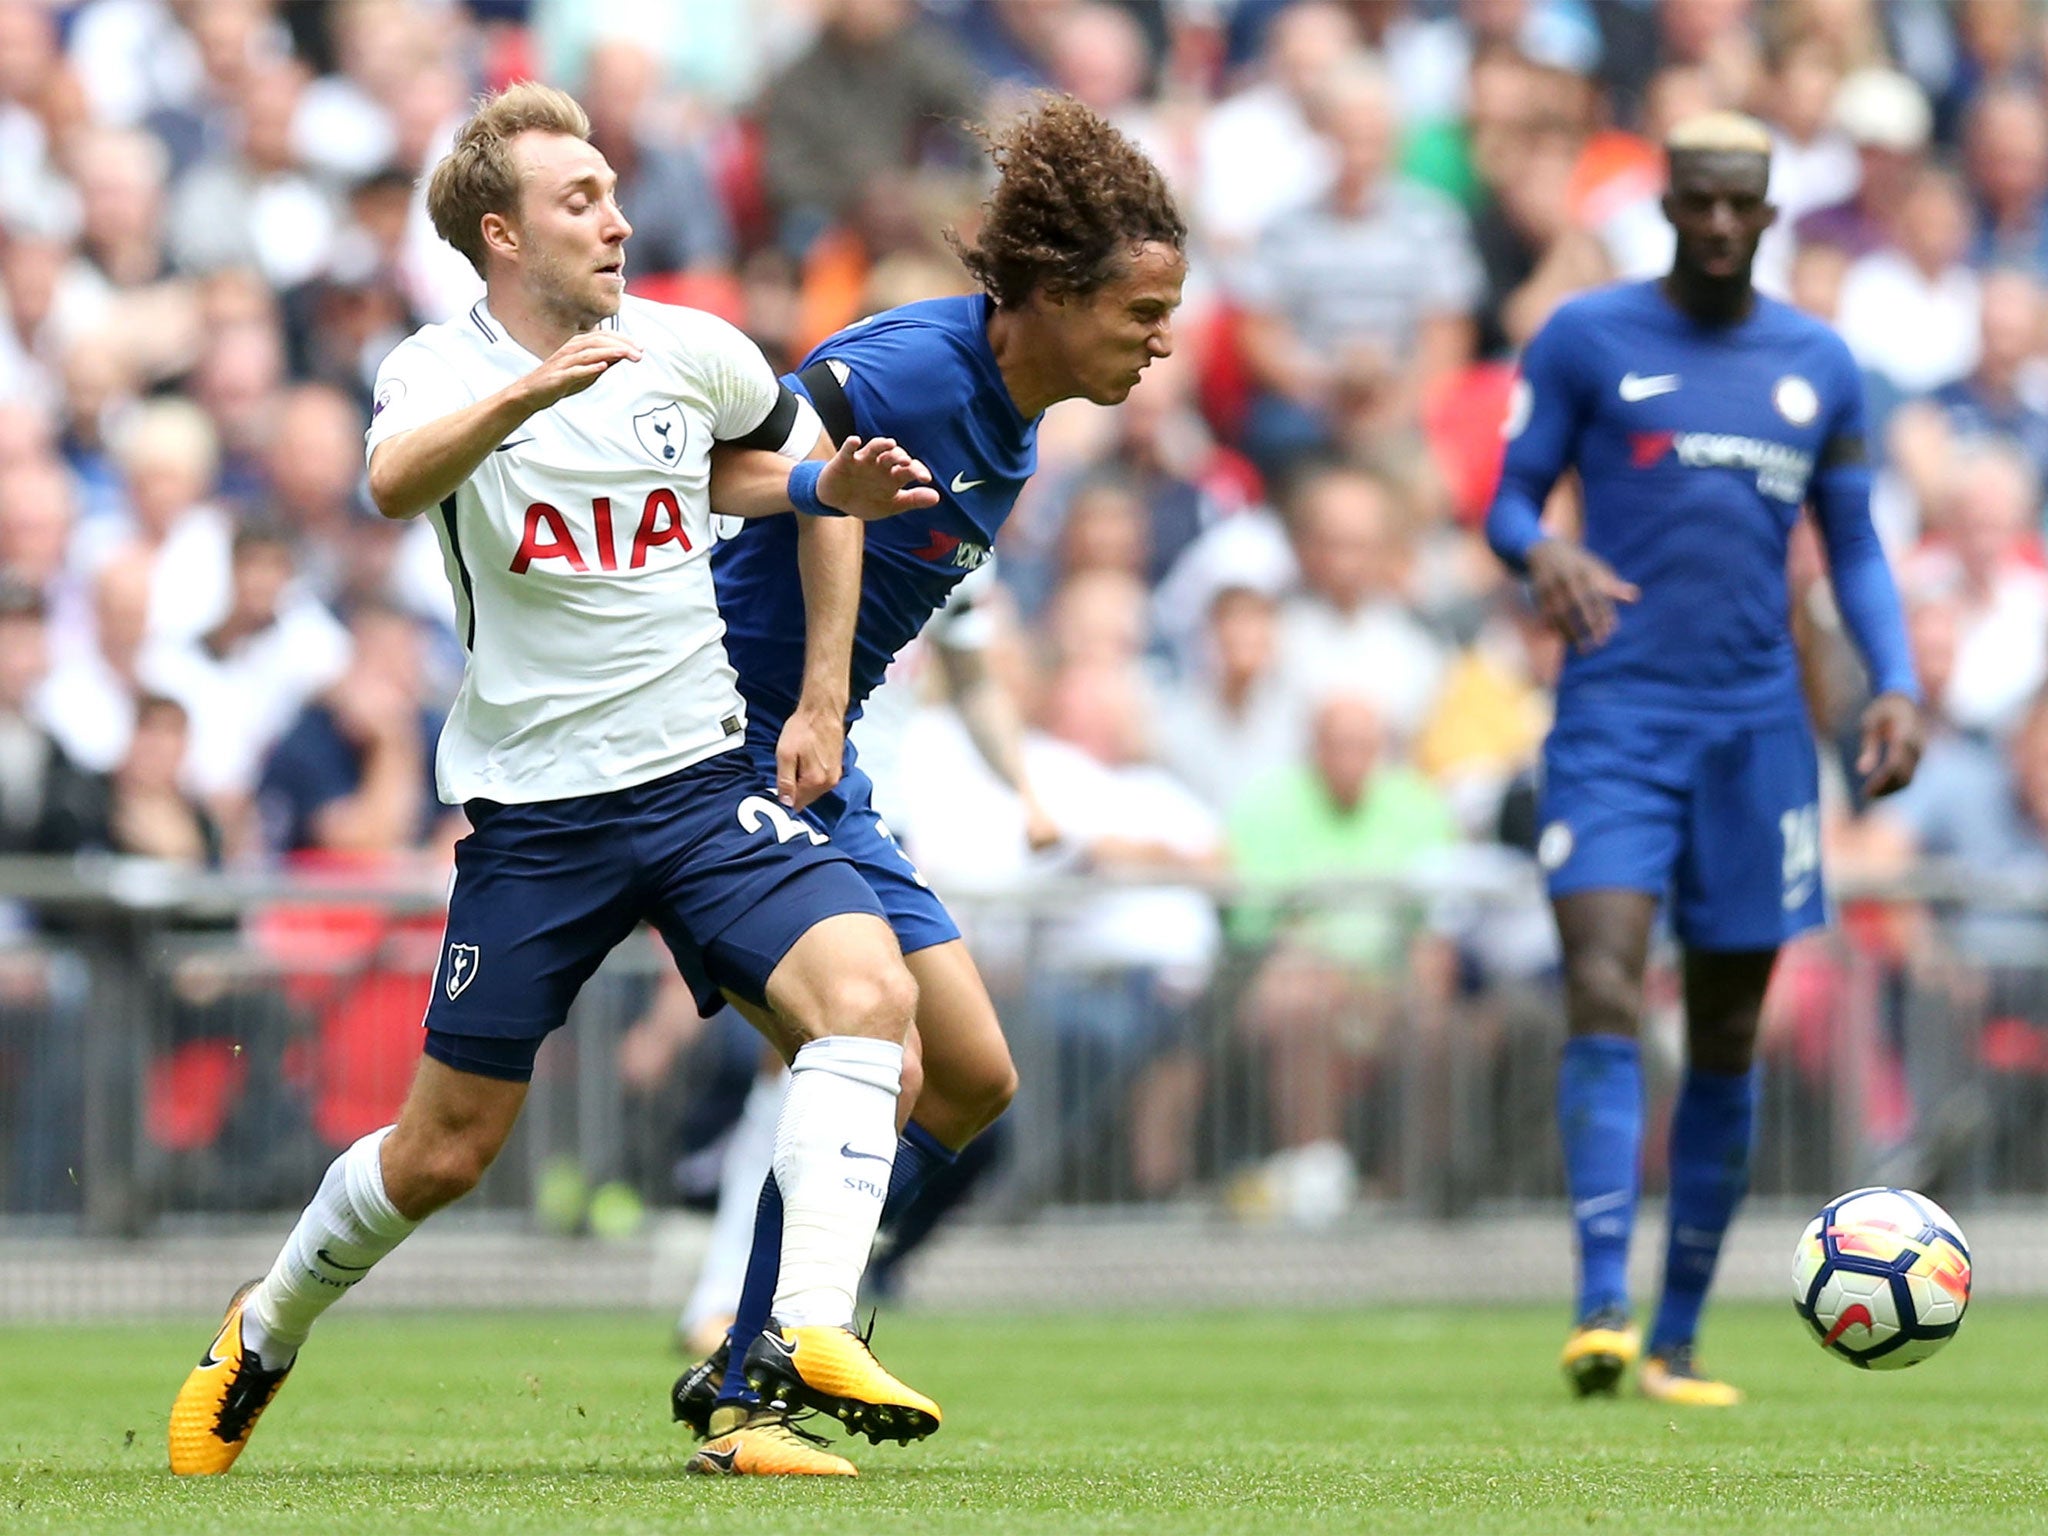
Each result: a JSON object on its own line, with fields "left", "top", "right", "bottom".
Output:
{"left": 745, "top": 738, "right": 961, "bottom": 957}
{"left": 422, "top": 748, "right": 886, "bottom": 1082}
{"left": 1538, "top": 710, "right": 1825, "bottom": 951}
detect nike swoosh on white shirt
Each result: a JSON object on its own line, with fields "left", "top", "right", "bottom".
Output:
{"left": 950, "top": 471, "right": 986, "bottom": 493}
{"left": 1617, "top": 372, "right": 1680, "bottom": 402}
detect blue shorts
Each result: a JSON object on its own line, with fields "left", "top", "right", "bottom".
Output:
{"left": 423, "top": 748, "right": 887, "bottom": 1082}
{"left": 1538, "top": 710, "right": 1825, "bottom": 951}
{"left": 745, "top": 736, "right": 961, "bottom": 957}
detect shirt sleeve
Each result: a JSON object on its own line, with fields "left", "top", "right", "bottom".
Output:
{"left": 364, "top": 335, "right": 474, "bottom": 459}
{"left": 1485, "top": 305, "right": 1588, "bottom": 571}
{"left": 1810, "top": 335, "right": 1919, "bottom": 700}
{"left": 687, "top": 310, "right": 788, "bottom": 446}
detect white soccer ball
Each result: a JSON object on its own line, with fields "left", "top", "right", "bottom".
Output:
{"left": 1792, "top": 1186, "right": 1971, "bottom": 1369}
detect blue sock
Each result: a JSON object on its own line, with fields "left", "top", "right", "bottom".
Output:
{"left": 882, "top": 1120, "right": 957, "bottom": 1228}
{"left": 1650, "top": 1066, "right": 1759, "bottom": 1355}
{"left": 1558, "top": 1034, "right": 1643, "bottom": 1322}
{"left": 715, "top": 1173, "right": 781, "bottom": 1408}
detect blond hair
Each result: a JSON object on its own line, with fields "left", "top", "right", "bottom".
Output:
{"left": 1666, "top": 110, "right": 1774, "bottom": 158}
{"left": 426, "top": 81, "right": 591, "bottom": 275}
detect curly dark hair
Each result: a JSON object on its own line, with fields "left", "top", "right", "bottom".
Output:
{"left": 950, "top": 94, "right": 1186, "bottom": 310}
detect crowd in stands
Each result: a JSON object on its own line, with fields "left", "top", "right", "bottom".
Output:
{"left": 8, "top": 0, "right": 2048, "bottom": 1218}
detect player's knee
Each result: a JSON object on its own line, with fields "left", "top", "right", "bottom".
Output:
{"left": 1562, "top": 946, "right": 1644, "bottom": 1037}
{"left": 818, "top": 959, "right": 919, "bottom": 1044}
{"left": 975, "top": 1054, "right": 1019, "bottom": 1125}
{"left": 385, "top": 1129, "right": 497, "bottom": 1217}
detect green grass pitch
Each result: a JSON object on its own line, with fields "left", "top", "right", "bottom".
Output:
{"left": 6, "top": 1304, "right": 2047, "bottom": 1534}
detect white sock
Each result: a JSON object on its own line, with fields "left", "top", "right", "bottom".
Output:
{"left": 769, "top": 1036, "right": 902, "bottom": 1329}
{"left": 242, "top": 1127, "right": 419, "bottom": 1365}
{"left": 681, "top": 1068, "right": 787, "bottom": 1338}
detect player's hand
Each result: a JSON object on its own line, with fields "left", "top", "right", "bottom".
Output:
{"left": 1021, "top": 787, "right": 1062, "bottom": 852}
{"left": 1526, "top": 539, "right": 1639, "bottom": 651}
{"left": 1857, "top": 691, "right": 1926, "bottom": 799}
{"left": 775, "top": 701, "right": 845, "bottom": 811}
{"left": 815, "top": 436, "right": 938, "bottom": 521}
{"left": 517, "top": 331, "right": 643, "bottom": 413}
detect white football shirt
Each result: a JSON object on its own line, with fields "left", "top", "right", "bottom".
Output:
{"left": 366, "top": 295, "right": 816, "bottom": 805}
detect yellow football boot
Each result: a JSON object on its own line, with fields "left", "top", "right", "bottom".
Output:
{"left": 742, "top": 1319, "right": 941, "bottom": 1444}
{"left": 1559, "top": 1306, "right": 1640, "bottom": 1398}
{"left": 685, "top": 1411, "right": 857, "bottom": 1477}
{"left": 168, "top": 1280, "right": 294, "bottom": 1474}
{"left": 1639, "top": 1346, "right": 1743, "bottom": 1407}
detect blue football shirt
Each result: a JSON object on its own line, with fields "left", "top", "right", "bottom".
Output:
{"left": 1489, "top": 280, "right": 1913, "bottom": 724}
{"left": 713, "top": 295, "right": 1036, "bottom": 736}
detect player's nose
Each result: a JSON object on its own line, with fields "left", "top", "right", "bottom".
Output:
{"left": 1148, "top": 322, "right": 1174, "bottom": 359}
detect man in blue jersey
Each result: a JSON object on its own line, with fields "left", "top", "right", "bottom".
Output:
{"left": 675, "top": 95, "right": 1186, "bottom": 1476}
{"left": 1486, "top": 113, "right": 1924, "bottom": 1406}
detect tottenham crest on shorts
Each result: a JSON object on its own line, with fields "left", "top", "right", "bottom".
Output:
{"left": 633, "top": 402, "right": 687, "bottom": 466}
{"left": 443, "top": 942, "right": 480, "bottom": 1000}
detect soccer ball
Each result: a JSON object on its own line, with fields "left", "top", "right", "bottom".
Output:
{"left": 1792, "top": 1186, "right": 1971, "bottom": 1369}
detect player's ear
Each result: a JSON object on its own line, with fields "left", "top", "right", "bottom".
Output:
{"left": 1760, "top": 201, "right": 1780, "bottom": 232}
{"left": 481, "top": 211, "right": 518, "bottom": 262}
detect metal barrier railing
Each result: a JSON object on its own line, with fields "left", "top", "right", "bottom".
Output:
{"left": 0, "top": 855, "right": 2042, "bottom": 1231}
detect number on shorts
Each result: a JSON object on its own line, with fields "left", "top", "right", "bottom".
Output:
{"left": 1779, "top": 803, "right": 1820, "bottom": 910}
{"left": 737, "top": 794, "right": 829, "bottom": 847}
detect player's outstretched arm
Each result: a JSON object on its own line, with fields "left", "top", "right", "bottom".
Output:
{"left": 367, "top": 331, "right": 642, "bottom": 518}
{"left": 776, "top": 513, "right": 861, "bottom": 812}
{"left": 709, "top": 434, "right": 938, "bottom": 522}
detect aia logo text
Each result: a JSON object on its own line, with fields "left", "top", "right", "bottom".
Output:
{"left": 511, "top": 490, "right": 692, "bottom": 574}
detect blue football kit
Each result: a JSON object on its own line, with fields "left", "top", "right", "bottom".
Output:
{"left": 713, "top": 295, "right": 1039, "bottom": 955}
{"left": 1487, "top": 279, "right": 1918, "bottom": 1356}
{"left": 1488, "top": 281, "right": 1918, "bottom": 949}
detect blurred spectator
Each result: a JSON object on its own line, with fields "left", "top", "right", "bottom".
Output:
{"left": 1195, "top": 0, "right": 1358, "bottom": 251}
{"left": 147, "top": 523, "right": 350, "bottom": 807}
{"left": 0, "top": 0, "right": 73, "bottom": 231}
{"left": 1761, "top": 34, "right": 1859, "bottom": 227}
{"left": 282, "top": 167, "right": 421, "bottom": 408}
{"left": 1045, "top": 3, "right": 1186, "bottom": 191}
{"left": 1797, "top": 66, "right": 1932, "bottom": 258}
{"left": 1931, "top": 268, "right": 2048, "bottom": 487}
{"left": 1904, "top": 441, "right": 2048, "bottom": 740}
{"left": 950, "top": 0, "right": 1069, "bottom": 90}
{"left": 1227, "top": 693, "right": 1458, "bottom": 1224}
{"left": 755, "top": 0, "right": 981, "bottom": 257}
{"left": 0, "top": 578, "right": 108, "bottom": 853}
{"left": 106, "top": 693, "right": 218, "bottom": 864}
{"left": 1414, "top": 589, "right": 1558, "bottom": 835}
{"left": 188, "top": 313, "right": 287, "bottom": 506}
{"left": 1028, "top": 658, "right": 1224, "bottom": 1201}
{"left": 167, "top": 58, "right": 337, "bottom": 289}
{"left": 1272, "top": 463, "right": 1449, "bottom": 745}
{"left": 42, "top": 558, "right": 150, "bottom": 774}
{"left": 1155, "top": 582, "right": 1303, "bottom": 815}
{"left": 0, "top": 574, "right": 102, "bottom": 1216}
{"left": 582, "top": 40, "right": 734, "bottom": 277}
{"left": 1043, "top": 566, "right": 1153, "bottom": 670}
{"left": 0, "top": 452, "right": 79, "bottom": 612}
{"left": 255, "top": 382, "right": 369, "bottom": 598}
{"left": 1963, "top": 83, "right": 2048, "bottom": 273}
{"left": 1836, "top": 166, "right": 1981, "bottom": 395}
{"left": 76, "top": 397, "right": 232, "bottom": 647}
{"left": 141, "top": 0, "right": 285, "bottom": 182}
{"left": 1231, "top": 60, "right": 1481, "bottom": 474}
{"left": 1464, "top": 50, "right": 1611, "bottom": 360}
{"left": 255, "top": 602, "right": 444, "bottom": 861}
